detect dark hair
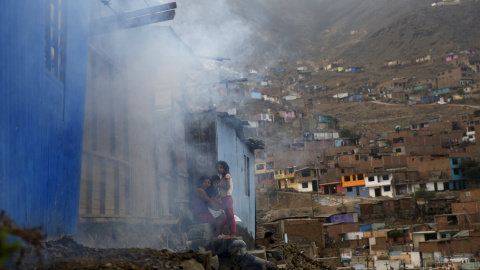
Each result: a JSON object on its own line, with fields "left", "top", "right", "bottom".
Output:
{"left": 197, "top": 176, "right": 210, "bottom": 187}
{"left": 211, "top": 175, "right": 220, "bottom": 182}
{"left": 264, "top": 232, "right": 274, "bottom": 238}
{"left": 216, "top": 161, "right": 230, "bottom": 177}
{"left": 206, "top": 185, "right": 220, "bottom": 198}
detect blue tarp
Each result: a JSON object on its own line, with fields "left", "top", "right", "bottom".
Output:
{"left": 360, "top": 224, "right": 372, "bottom": 232}
{"left": 251, "top": 92, "right": 262, "bottom": 99}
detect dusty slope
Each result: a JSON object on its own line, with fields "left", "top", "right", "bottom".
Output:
{"left": 341, "top": 2, "right": 480, "bottom": 66}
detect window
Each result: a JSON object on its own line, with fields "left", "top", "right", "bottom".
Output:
{"left": 344, "top": 175, "right": 351, "bottom": 182}
{"left": 452, "top": 159, "right": 459, "bottom": 165}
{"left": 244, "top": 156, "right": 250, "bottom": 196}
{"left": 290, "top": 179, "right": 295, "bottom": 183}
{"left": 346, "top": 187, "right": 353, "bottom": 192}
{"left": 357, "top": 174, "right": 364, "bottom": 180}
{"left": 341, "top": 169, "right": 345, "bottom": 173}
{"left": 453, "top": 168, "right": 460, "bottom": 175}
{"left": 382, "top": 175, "right": 389, "bottom": 181}
{"left": 383, "top": 186, "right": 391, "bottom": 192}
{"left": 395, "top": 148, "right": 402, "bottom": 153}
{"left": 302, "top": 183, "right": 308, "bottom": 188}
{"left": 266, "top": 162, "right": 274, "bottom": 169}
{"left": 368, "top": 176, "right": 375, "bottom": 182}
{"left": 301, "top": 170, "right": 311, "bottom": 177}
{"left": 256, "top": 164, "right": 265, "bottom": 170}
{"left": 45, "top": 0, "right": 66, "bottom": 83}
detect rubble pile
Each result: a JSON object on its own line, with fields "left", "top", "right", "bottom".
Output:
{"left": 17, "top": 237, "right": 211, "bottom": 270}
{"left": 282, "top": 244, "right": 336, "bottom": 270}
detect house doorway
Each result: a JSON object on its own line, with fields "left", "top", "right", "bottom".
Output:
{"left": 312, "top": 180, "right": 318, "bottom": 192}
{"left": 374, "top": 188, "right": 381, "bottom": 197}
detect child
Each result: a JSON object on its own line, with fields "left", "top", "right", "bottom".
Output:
{"left": 216, "top": 161, "right": 236, "bottom": 238}
{"left": 207, "top": 175, "right": 221, "bottom": 201}
{"left": 206, "top": 175, "right": 224, "bottom": 219}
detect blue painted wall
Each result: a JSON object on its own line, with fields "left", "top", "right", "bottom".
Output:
{"left": 216, "top": 116, "right": 256, "bottom": 240}
{"left": 344, "top": 186, "right": 369, "bottom": 198}
{"left": 0, "top": 1, "right": 90, "bottom": 238}
{"left": 449, "top": 157, "right": 467, "bottom": 190}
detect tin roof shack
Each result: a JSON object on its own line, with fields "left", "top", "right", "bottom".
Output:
{"left": 186, "top": 111, "right": 260, "bottom": 247}
{"left": 0, "top": 2, "right": 91, "bottom": 238}
{"left": 78, "top": 22, "right": 204, "bottom": 247}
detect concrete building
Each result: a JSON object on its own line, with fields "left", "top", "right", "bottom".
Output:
{"left": 365, "top": 173, "right": 394, "bottom": 198}
{"left": 342, "top": 173, "right": 369, "bottom": 197}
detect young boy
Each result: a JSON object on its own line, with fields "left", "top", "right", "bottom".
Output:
{"left": 206, "top": 175, "right": 223, "bottom": 219}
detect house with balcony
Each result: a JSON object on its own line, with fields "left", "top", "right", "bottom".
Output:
{"left": 342, "top": 173, "right": 368, "bottom": 197}
{"left": 365, "top": 173, "right": 394, "bottom": 198}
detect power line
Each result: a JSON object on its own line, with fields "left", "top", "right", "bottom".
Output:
{"left": 99, "top": 0, "right": 118, "bottom": 14}
{"left": 107, "top": 5, "right": 118, "bottom": 14}
{"left": 144, "top": 0, "right": 150, "bottom": 7}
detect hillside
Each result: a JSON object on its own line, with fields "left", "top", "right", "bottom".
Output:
{"left": 174, "top": 0, "right": 479, "bottom": 68}
{"left": 340, "top": 2, "right": 480, "bottom": 67}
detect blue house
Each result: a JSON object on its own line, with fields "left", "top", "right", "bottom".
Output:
{"left": 0, "top": 2, "right": 90, "bottom": 238}
{"left": 449, "top": 157, "right": 467, "bottom": 190}
{"left": 186, "top": 111, "right": 261, "bottom": 248}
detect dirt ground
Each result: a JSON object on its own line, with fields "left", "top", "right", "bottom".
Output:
{"left": 15, "top": 236, "right": 336, "bottom": 270}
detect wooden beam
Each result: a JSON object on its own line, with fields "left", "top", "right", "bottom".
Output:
{"left": 116, "top": 2, "right": 176, "bottom": 20}
{"left": 90, "top": 2, "right": 177, "bottom": 36}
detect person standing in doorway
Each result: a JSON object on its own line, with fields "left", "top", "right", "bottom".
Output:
{"left": 216, "top": 161, "right": 236, "bottom": 238}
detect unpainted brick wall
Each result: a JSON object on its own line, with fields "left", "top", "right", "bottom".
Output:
{"left": 326, "top": 223, "right": 359, "bottom": 241}
{"left": 282, "top": 219, "right": 325, "bottom": 247}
